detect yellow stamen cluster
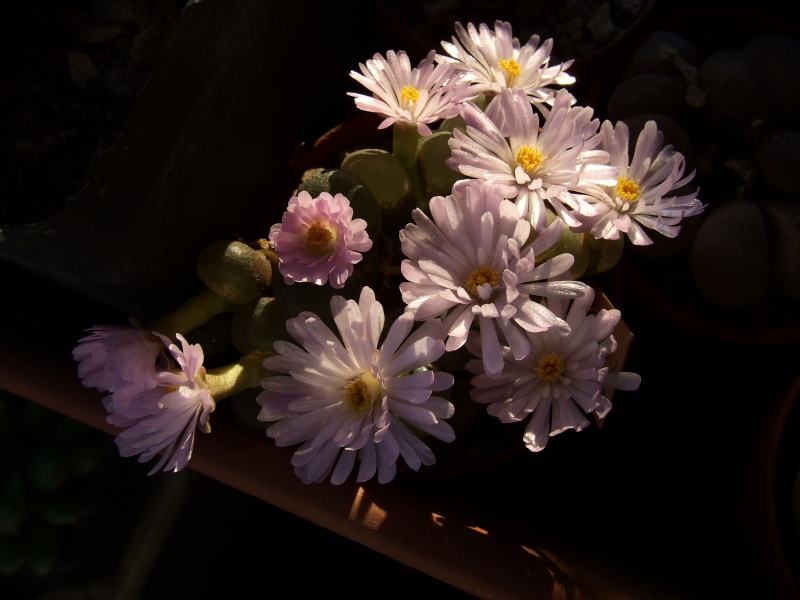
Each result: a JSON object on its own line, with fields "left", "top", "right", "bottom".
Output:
{"left": 616, "top": 177, "right": 641, "bottom": 203}
{"left": 305, "top": 221, "right": 337, "bottom": 256}
{"left": 498, "top": 58, "right": 521, "bottom": 83}
{"left": 344, "top": 372, "right": 382, "bottom": 414}
{"left": 516, "top": 145, "right": 545, "bottom": 174}
{"left": 464, "top": 266, "right": 500, "bottom": 298}
{"left": 400, "top": 85, "right": 420, "bottom": 105}
{"left": 535, "top": 352, "right": 564, "bottom": 384}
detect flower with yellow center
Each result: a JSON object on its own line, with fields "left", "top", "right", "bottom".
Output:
{"left": 304, "top": 221, "right": 338, "bottom": 256}
{"left": 438, "top": 21, "right": 575, "bottom": 105}
{"left": 105, "top": 334, "right": 216, "bottom": 475}
{"left": 258, "top": 287, "right": 455, "bottom": 485}
{"left": 344, "top": 372, "right": 382, "bottom": 415}
{"left": 468, "top": 288, "right": 641, "bottom": 453}
{"left": 400, "top": 184, "right": 586, "bottom": 378}
{"left": 349, "top": 50, "right": 474, "bottom": 136}
{"left": 575, "top": 120, "right": 704, "bottom": 245}
{"left": 449, "top": 89, "right": 612, "bottom": 233}
{"left": 400, "top": 85, "right": 420, "bottom": 105}
{"left": 498, "top": 58, "right": 521, "bottom": 84}
{"left": 615, "top": 177, "right": 640, "bottom": 203}
{"left": 464, "top": 265, "right": 500, "bottom": 299}
{"left": 269, "top": 191, "right": 372, "bottom": 288}
{"left": 515, "top": 145, "right": 545, "bottom": 175}
{"left": 535, "top": 352, "right": 564, "bottom": 384}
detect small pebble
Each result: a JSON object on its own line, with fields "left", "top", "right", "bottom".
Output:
{"left": 699, "top": 50, "right": 760, "bottom": 130}
{"left": 623, "top": 30, "right": 699, "bottom": 78}
{"left": 755, "top": 130, "right": 800, "bottom": 195}
{"left": 608, "top": 74, "right": 686, "bottom": 120}
{"left": 761, "top": 199, "right": 800, "bottom": 299}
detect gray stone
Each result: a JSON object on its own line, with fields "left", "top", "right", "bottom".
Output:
{"left": 608, "top": 74, "right": 686, "bottom": 120}
{"left": 690, "top": 200, "right": 769, "bottom": 308}
{"left": 623, "top": 30, "right": 699, "bottom": 78}
{"left": 761, "top": 199, "right": 800, "bottom": 299}
{"left": 755, "top": 130, "right": 800, "bottom": 195}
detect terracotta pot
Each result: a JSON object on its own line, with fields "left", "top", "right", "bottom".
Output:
{"left": 747, "top": 376, "right": 800, "bottom": 598}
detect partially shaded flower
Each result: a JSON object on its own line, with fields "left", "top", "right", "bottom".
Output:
{"left": 399, "top": 180, "right": 588, "bottom": 377}
{"left": 73, "top": 324, "right": 162, "bottom": 395}
{"left": 258, "top": 287, "right": 454, "bottom": 485}
{"left": 468, "top": 287, "right": 640, "bottom": 452}
{"left": 106, "top": 334, "right": 215, "bottom": 475}
{"left": 448, "top": 89, "right": 617, "bottom": 232}
{"left": 349, "top": 50, "right": 474, "bottom": 136}
{"left": 574, "top": 120, "right": 704, "bottom": 245}
{"left": 269, "top": 191, "right": 372, "bottom": 289}
{"left": 438, "top": 20, "right": 575, "bottom": 108}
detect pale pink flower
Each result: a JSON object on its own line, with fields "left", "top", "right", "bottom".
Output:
{"left": 258, "top": 287, "right": 454, "bottom": 485}
{"left": 468, "top": 288, "right": 640, "bottom": 452}
{"left": 574, "top": 120, "right": 704, "bottom": 245}
{"left": 107, "top": 334, "right": 214, "bottom": 475}
{"left": 399, "top": 180, "right": 588, "bottom": 378}
{"left": 73, "top": 324, "right": 162, "bottom": 395}
{"left": 349, "top": 50, "right": 475, "bottom": 136}
{"left": 448, "top": 89, "right": 617, "bottom": 232}
{"left": 438, "top": 20, "right": 575, "bottom": 108}
{"left": 269, "top": 191, "right": 372, "bottom": 289}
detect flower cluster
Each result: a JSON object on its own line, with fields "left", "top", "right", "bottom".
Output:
{"left": 74, "top": 20, "right": 691, "bottom": 484}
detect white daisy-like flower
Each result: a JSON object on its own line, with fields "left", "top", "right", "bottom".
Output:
{"left": 348, "top": 50, "right": 476, "bottom": 135}
{"left": 348, "top": 50, "right": 474, "bottom": 136}
{"left": 257, "top": 287, "right": 455, "bottom": 485}
{"left": 468, "top": 287, "right": 640, "bottom": 452}
{"left": 438, "top": 20, "right": 575, "bottom": 108}
{"left": 575, "top": 120, "right": 704, "bottom": 245}
{"left": 107, "top": 334, "right": 215, "bottom": 475}
{"left": 448, "top": 89, "right": 617, "bottom": 232}
{"left": 399, "top": 180, "right": 588, "bottom": 378}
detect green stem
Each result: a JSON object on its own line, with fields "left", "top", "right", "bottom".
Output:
{"left": 393, "top": 122, "right": 425, "bottom": 205}
{"left": 147, "top": 288, "right": 233, "bottom": 337}
{"left": 205, "top": 353, "right": 268, "bottom": 401}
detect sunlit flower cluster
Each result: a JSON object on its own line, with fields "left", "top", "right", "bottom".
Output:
{"left": 74, "top": 20, "right": 681, "bottom": 484}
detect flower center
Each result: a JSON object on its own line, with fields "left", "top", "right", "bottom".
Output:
{"left": 516, "top": 145, "right": 545, "bottom": 174}
{"left": 535, "top": 352, "right": 564, "bottom": 384}
{"left": 305, "top": 221, "right": 338, "bottom": 256}
{"left": 616, "top": 177, "right": 641, "bottom": 203}
{"left": 498, "top": 58, "right": 521, "bottom": 83}
{"left": 344, "top": 372, "right": 382, "bottom": 415}
{"left": 464, "top": 266, "right": 500, "bottom": 299}
{"left": 400, "top": 85, "right": 420, "bottom": 105}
